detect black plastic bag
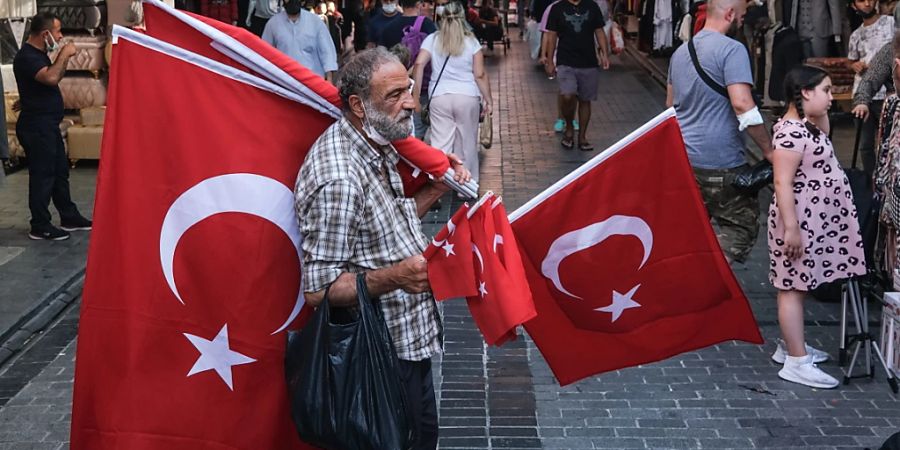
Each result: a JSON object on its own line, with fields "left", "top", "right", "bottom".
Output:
{"left": 730, "top": 159, "right": 773, "bottom": 195}
{"left": 285, "top": 273, "right": 414, "bottom": 450}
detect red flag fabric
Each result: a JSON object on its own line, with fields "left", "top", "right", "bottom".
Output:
{"left": 141, "top": 0, "right": 450, "bottom": 192}
{"left": 466, "top": 198, "right": 538, "bottom": 346}
{"left": 489, "top": 197, "right": 537, "bottom": 345}
{"left": 424, "top": 204, "right": 478, "bottom": 300}
{"left": 70, "top": 30, "right": 317, "bottom": 449}
{"left": 509, "top": 110, "right": 763, "bottom": 386}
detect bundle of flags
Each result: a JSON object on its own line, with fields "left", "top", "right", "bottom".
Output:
{"left": 425, "top": 193, "right": 537, "bottom": 347}
{"left": 69, "top": 1, "right": 763, "bottom": 447}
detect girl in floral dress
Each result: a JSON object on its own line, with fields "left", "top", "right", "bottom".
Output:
{"left": 768, "top": 65, "right": 867, "bottom": 389}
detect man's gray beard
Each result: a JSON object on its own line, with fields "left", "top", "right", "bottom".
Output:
{"left": 365, "top": 101, "right": 412, "bottom": 141}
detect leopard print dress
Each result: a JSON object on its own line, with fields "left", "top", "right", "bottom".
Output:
{"left": 767, "top": 119, "right": 867, "bottom": 291}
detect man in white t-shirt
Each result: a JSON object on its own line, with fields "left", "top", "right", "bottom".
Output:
{"left": 848, "top": 0, "right": 894, "bottom": 177}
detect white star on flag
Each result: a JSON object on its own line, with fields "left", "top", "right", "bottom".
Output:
{"left": 442, "top": 242, "right": 455, "bottom": 256}
{"left": 595, "top": 284, "right": 642, "bottom": 322}
{"left": 479, "top": 281, "right": 488, "bottom": 298}
{"left": 183, "top": 324, "right": 256, "bottom": 390}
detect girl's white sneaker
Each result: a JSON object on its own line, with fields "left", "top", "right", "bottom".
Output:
{"left": 771, "top": 339, "right": 829, "bottom": 364}
{"left": 778, "top": 354, "right": 840, "bottom": 389}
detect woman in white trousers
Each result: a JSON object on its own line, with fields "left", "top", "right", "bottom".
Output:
{"left": 413, "top": 0, "right": 492, "bottom": 184}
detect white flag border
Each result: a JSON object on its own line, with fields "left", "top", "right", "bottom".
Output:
{"left": 141, "top": 0, "right": 343, "bottom": 119}
{"left": 112, "top": 25, "right": 332, "bottom": 110}
{"left": 508, "top": 108, "right": 678, "bottom": 223}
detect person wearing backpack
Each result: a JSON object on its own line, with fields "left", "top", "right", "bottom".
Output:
{"left": 380, "top": 0, "right": 437, "bottom": 137}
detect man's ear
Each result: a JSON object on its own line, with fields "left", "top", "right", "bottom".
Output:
{"left": 348, "top": 95, "right": 365, "bottom": 120}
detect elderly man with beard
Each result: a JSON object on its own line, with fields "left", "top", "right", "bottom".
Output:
{"left": 293, "top": 47, "right": 470, "bottom": 450}
{"left": 665, "top": 0, "right": 772, "bottom": 264}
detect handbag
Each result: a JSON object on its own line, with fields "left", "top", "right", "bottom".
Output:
{"left": 687, "top": 38, "right": 772, "bottom": 195}
{"left": 480, "top": 110, "right": 492, "bottom": 149}
{"left": 730, "top": 160, "right": 773, "bottom": 195}
{"left": 420, "top": 56, "right": 450, "bottom": 128}
{"left": 285, "top": 273, "right": 414, "bottom": 450}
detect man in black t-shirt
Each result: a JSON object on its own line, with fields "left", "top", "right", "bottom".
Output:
{"left": 544, "top": 0, "right": 609, "bottom": 151}
{"left": 14, "top": 12, "right": 92, "bottom": 241}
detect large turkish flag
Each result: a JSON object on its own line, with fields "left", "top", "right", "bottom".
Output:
{"left": 510, "top": 110, "right": 763, "bottom": 386}
{"left": 70, "top": 29, "right": 319, "bottom": 449}
{"left": 140, "top": 0, "right": 450, "bottom": 196}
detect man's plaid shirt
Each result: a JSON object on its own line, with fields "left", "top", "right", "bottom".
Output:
{"left": 294, "top": 117, "right": 443, "bottom": 361}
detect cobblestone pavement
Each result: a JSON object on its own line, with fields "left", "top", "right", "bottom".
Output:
{"left": 0, "top": 37, "right": 898, "bottom": 450}
{"left": 0, "top": 164, "right": 95, "bottom": 367}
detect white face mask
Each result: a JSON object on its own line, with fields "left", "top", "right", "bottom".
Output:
{"left": 383, "top": 3, "right": 398, "bottom": 13}
{"left": 435, "top": 5, "right": 445, "bottom": 15}
{"left": 361, "top": 102, "right": 393, "bottom": 146}
{"left": 44, "top": 32, "right": 59, "bottom": 53}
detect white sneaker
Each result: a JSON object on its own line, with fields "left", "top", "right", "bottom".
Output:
{"left": 771, "top": 339, "right": 829, "bottom": 364}
{"left": 778, "top": 354, "right": 840, "bottom": 389}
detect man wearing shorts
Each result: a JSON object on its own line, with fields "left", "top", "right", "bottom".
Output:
{"left": 543, "top": 0, "right": 609, "bottom": 151}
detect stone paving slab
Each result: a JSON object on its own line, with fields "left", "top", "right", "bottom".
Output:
{"left": 0, "top": 164, "right": 96, "bottom": 356}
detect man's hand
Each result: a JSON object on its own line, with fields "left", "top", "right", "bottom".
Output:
{"left": 850, "top": 60, "right": 868, "bottom": 74}
{"left": 59, "top": 42, "right": 76, "bottom": 59}
{"left": 394, "top": 254, "right": 430, "bottom": 293}
{"left": 446, "top": 152, "right": 471, "bottom": 185}
{"left": 852, "top": 104, "right": 870, "bottom": 121}
{"left": 544, "top": 60, "right": 556, "bottom": 78}
{"left": 598, "top": 52, "right": 610, "bottom": 70}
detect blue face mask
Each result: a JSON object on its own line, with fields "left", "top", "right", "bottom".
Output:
{"left": 44, "top": 32, "right": 59, "bottom": 53}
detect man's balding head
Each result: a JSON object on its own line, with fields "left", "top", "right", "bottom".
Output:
{"left": 708, "top": 0, "right": 747, "bottom": 20}
{"left": 704, "top": 0, "right": 748, "bottom": 34}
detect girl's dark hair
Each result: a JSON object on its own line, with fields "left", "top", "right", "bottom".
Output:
{"left": 782, "top": 65, "right": 829, "bottom": 136}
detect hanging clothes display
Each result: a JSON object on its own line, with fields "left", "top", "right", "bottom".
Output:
{"left": 201, "top": 0, "right": 239, "bottom": 24}
{"left": 0, "top": 17, "right": 29, "bottom": 65}
{"left": 638, "top": 0, "right": 655, "bottom": 52}
{"left": 767, "top": 24, "right": 802, "bottom": 101}
{"left": 783, "top": 0, "right": 843, "bottom": 58}
{"left": 652, "top": 0, "right": 672, "bottom": 50}
{"left": 875, "top": 96, "right": 900, "bottom": 278}
{"left": 0, "top": 0, "right": 37, "bottom": 20}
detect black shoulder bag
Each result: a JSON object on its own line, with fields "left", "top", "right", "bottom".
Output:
{"left": 421, "top": 56, "right": 450, "bottom": 127}
{"left": 688, "top": 39, "right": 772, "bottom": 195}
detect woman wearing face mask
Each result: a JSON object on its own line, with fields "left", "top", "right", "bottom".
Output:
{"left": 768, "top": 65, "right": 866, "bottom": 389}
{"left": 413, "top": 1, "right": 491, "bottom": 185}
